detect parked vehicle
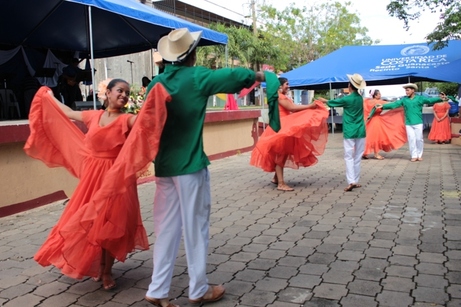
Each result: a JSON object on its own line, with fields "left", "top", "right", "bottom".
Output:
{"left": 424, "top": 87, "right": 440, "bottom": 97}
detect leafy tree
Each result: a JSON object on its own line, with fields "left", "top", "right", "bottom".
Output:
{"left": 195, "top": 23, "right": 279, "bottom": 70}
{"left": 195, "top": 1, "right": 376, "bottom": 73}
{"left": 428, "top": 82, "right": 459, "bottom": 96}
{"left": 195, "top": 23, "right": 233, "bottom": 69}
{"left": 387, "top": 0, "right": 461, "bottom": 49}
{"left": 259, "top": 1, "right": 376, "bottom": 72}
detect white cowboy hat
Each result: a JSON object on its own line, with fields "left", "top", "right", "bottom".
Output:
{"left": 346, "top": 73, "right": 366, "bottom": 89}
{"left": 402, "top": 83, "right": 418, "bottom": 90}
{"left": 157, "top": 28, "right": 202, "bottom": 63}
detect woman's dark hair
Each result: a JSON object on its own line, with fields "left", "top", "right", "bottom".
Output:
{"left": 142, "top": 76, "right": 151, "bottom": 87}
{"left": 107, "top": 78, "right": 129, "bottom": 91}
{"left": 370, "top": 89, "right": 380, "bottom": 98}
{"left": 278, "top": 77, "right": 288, "bottom": 86}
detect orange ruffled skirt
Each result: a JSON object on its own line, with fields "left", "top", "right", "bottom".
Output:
{"left": 25, "top": 85, "right": 170, "bottom": 279}
{"left": 250, "top": 100, "right": 329, "bottom": 172}
{"left": 428, "top": 103, "right": 451, "bottom": 142}
{"left": 364, "top": 106, "right": 407, "bottom": 155}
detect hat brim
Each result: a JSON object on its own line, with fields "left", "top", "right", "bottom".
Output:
{"left": 402, "top": 83, "right": 418, "bottom": 90}
{"left": 158, "top": 31, "right": 202, "bottom": 63}
{"left": 346, "top": 74, "right": 366, "bottom": 89}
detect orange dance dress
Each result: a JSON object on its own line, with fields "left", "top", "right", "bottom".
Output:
{"left": 250, "top": 95, "right": 329, "bottom": 172}
{"left": 24, "top": 85, "right": 170, "bottom": 279}
{"left": 363, "top": 98, "right": 407, "bottom": 156}
{"left": 428, "top": 102, "right": 451, "bottom": 142}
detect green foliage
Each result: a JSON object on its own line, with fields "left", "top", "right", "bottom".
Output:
{"left": 196, "top": 24, "right": 257, "bottom": 69}
{"left": 195, "top": 1, "right": 376, "bottom": 73}
{"left": 258, "top": 1, "right": 376, "bottom": 71}
{"left": 427, "top": 82, "right": 460, "bottom": 96}
{"left": 387, "top": 0, "right": 461, "bottom": 49}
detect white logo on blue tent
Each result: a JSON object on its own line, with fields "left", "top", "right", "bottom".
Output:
{"left": 400, "top": 45, "right": 430, "bottom": 56}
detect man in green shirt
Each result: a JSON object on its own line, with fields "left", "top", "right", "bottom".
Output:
{"left": 318, "top": 74, "right": 366, "bottom": 192}
{"left": 376, "top": 83, "right": 447, "bottom": 162}
{"left": 144, "top": 28, "right": 266, "bottom": 307}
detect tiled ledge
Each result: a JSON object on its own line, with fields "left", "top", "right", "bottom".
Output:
{"left": 0, "top": 110, "right": 261, "bottom": 145}
{"left": 205, "top": 110, "right": 261, "bottom": 123}
{"left": 0, "top": 120, "right": 88, "bottom": 144}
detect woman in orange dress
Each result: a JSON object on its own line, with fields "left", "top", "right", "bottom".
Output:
{"left": 24, "top": 79, "right": 169, "bottom": 290}
{"left": 250, "top": 77, "right": 329, "bottom": 191}
{"left": 363, "top": 89, "right": 407, "bottom": 159}
{"left": 428, "top": 97, "right": 451, "bottom": 144}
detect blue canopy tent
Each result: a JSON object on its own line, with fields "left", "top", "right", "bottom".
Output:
{"left": 281, "top": 40, "right": 461, "bottom": 90}
{"left": 0, "top": 0, "right": 228, "bottom": 107}
{"left": 0, "top": 0, "right": 227, "bottom": 58}
{"left": 425, "top": 57, "right": 461, "bottom": 84}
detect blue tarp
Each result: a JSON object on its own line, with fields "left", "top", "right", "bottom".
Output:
{"left": 282, "top": 41, "right": 461, "bottom": 89}
{"left": 0, "top": 0, "right": 228, "bottom": 58}
{"left": 426, "top": 57, "right": 461, "bottom": 84}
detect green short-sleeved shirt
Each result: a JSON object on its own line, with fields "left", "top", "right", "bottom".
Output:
{"left": 146, "top": 65, "right": 256, "bottom": 177}
{"left": 327, "top": 92, "right": 366, "bottom": 139}
{"left": 383, "top": 95, "right": 442, "bottom": 125}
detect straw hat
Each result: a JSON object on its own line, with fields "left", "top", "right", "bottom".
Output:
{"left": 157, "top": 28, "right": 202, "bottom": 63}
{"left": 402, "top": 83, "right": 418, "bottom": 90}
{"left": 346, "top": 73, "right": 366, "bottom": 89}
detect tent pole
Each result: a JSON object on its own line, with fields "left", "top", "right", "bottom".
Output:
{"left": 225, "top": 44, "right": 228, "bottom": 68}
{"left": 88, "top": 6, "right": 97, "bottom": 108}
{"left": 329, "top": 83, "right": 334, "bottom": 135}
{"left": 104, "top": 58, "right": 108, "bottom": 79}
{"left": 260, "top": 85, "right": 265, "bottom": 131}
{"left": 150, "top": 48, "right": 154, "bottom": 78}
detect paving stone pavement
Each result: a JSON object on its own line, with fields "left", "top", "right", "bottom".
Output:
{"left": 1, "top": 133, "right": 461, "bottom": 307}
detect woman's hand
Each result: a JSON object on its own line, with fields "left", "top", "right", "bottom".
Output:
{"left": 317, "top": 97, "right": 327, "bottom": 103}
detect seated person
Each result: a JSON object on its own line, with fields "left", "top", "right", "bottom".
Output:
{"left": 59, "top": 58, "right": 83, "bottom": 110}
{"left": 139, "top": 76, "right": 151, "bottom": 96}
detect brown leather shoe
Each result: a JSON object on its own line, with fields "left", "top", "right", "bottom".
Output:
{"left": 189, "top": 285, "right": 225, "bottom": 304}
{"left": 145, "top": 296, "right": 179, "bottom": 307}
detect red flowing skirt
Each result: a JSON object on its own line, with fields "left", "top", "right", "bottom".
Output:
{"left": 25, "top": 85, "right": 170, "bottom": 279}
{"left": 364, "top": 108, "right": 407, "bottom": 155}
{"left": 428, "top": 103, "right": 451, "bottom": 142}
{"left": 250, "top": 101, "right": 329, "bottom": 172}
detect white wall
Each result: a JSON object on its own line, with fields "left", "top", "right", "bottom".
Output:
{"left": 365, "top": 85, "right": 405, "bottom": 99}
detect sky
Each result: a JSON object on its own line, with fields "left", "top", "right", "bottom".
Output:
{"left": 202, "top": 0, "right": 442, "bottom": 45}
{"left": 196, "top": 0, "right": 444, "bottom": 97}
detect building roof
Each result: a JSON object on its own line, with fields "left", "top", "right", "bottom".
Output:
{"left": 151, "top": 0, "right": 250, "bottom": 27}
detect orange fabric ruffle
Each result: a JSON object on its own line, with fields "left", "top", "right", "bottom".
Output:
{"left": 363, "top": 98, "right": 407, "bottom": 155}
{"left": 250, "top": 100, "right": 329, "bottom": 172}
{"left": 428, "top": 102, "right": 451, "bottom": 142}
{"left": 24, "top": 84, "right": 170, "bottom": 279}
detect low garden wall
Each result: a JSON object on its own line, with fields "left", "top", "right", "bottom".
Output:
{"left": 0, "top": 109, "right": 260, "bottom": 217}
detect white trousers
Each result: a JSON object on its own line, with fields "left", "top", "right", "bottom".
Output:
{"left": 343, "top": 138, "right": 365, "bottom": 184}
{"left": 147, "top": 168, "right": 211, "bottom": 300}
{"left": 406, "top": 124, "right": 423, "bottom": 159}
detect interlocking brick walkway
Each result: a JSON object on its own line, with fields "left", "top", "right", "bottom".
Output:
{"left": 1, "top": 133, "right": 460, "bottom": 307}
